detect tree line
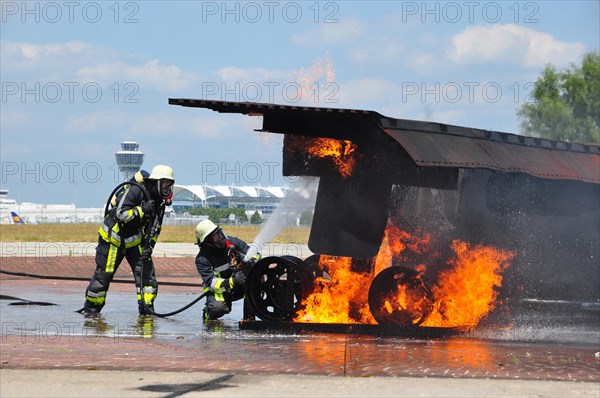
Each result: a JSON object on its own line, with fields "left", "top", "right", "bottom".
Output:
{"left": 518, "top": 51, "right": 599, "bottom": 143}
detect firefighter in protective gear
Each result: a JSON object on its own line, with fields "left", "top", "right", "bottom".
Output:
{"left": 194, "top": 220, "right": 260, "bottom": 321}
{"left": 79, "top": 165, "right": 175, "bottom": 316}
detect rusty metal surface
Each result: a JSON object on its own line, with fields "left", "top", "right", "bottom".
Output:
{"left": 168, "top": 98, "right": 375, "bottom": 116}
{"left": 385, "top": 129, "right": 600, "bottom": 184}
{"left": 168, "top": 98, "right": 600, "bottom": 185}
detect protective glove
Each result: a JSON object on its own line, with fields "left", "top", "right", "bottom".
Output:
{"left": 230, "top": 270, "right": 246, "bottom": 288}
{"left": 141, "top": 200, "right": 155, "bottom": 219}
{"left": 245, "top": 256, "right": 259, "bottom": 267}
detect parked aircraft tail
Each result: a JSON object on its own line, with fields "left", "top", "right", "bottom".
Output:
{"left": 10, "top": 211, "right": 25, "bottom": 224}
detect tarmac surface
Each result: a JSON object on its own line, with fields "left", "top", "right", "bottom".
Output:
{"left": 1, "top": 242, "right": 599, "bottom": 397}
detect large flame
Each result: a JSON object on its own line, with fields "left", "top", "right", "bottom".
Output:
{"left": 374, "top": 225, "right": 431, "bottom": 276}
{"left": 420, "top": 240, "right": 515, "bottom": 329}
{"left": 288, "top": 135, "right": 358, "bottom": 178}
{"left": 294, "top": 224, "right": 515, "bottom": 329}
{"left": 294, "top": 256, "right": 375, "bottom": 324}
{"left": 306, "top": 137, "right": 357, "bottom": 178}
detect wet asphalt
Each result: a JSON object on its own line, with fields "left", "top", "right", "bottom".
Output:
{"left": 1, "top": 243, "right": 599, "bottom": 397}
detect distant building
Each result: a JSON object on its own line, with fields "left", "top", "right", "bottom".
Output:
{"left": 0, "top": 198, "right": 103, "bottom": 224}
{"left": 115, "top": 138, "right": 144, "bottom": 181}
{"left": 172, "top": 185, "right": 290, "bottom": 221}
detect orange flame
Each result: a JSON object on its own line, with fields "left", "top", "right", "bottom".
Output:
{"left": 374, "top": 225, "right": 431, "bottom": 275}
{"left": 286, "top": 135, "right": 358, "bottom": 178}
{"left": 306, "top": 137, "right": 357, "bottom": 178}
{"left": 294, "top": 223, "right": 515, "bottom": 329}
{"left": 288, "top": 57, "right": 336, "bottom": 104}
{"left": 421, "top": 240, "right": 515, "bottom": 329}
{"left": 380, "top": 274, "right": 432, "bottom": 325}
{"left": 294, "top": 256, "right": 375, "bottom": 324}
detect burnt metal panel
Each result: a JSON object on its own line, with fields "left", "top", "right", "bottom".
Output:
{"left": 169, "top": 98, "right": 600, "bottom": 185}
{"left": 309, "top": 163, "right": 394, "bottom": 258}
{"left": 168, "top": 98, "right": 376, "bottom": 116}
{"left": 385, "top": 129, "right": 600, "bottom": 184}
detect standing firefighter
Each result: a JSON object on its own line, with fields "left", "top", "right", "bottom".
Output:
{"left": 194, "top": 220, "right": 260, "bottom": 321}
{"left": 78, "top": 165, "right": 175, "bottom": 316}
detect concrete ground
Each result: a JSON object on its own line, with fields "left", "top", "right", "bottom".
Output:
{"left": 2, "top": 368, "right": 599, "bottom": 398}
{"left": 1, "top": 242, "right": 599, "bottom": 397}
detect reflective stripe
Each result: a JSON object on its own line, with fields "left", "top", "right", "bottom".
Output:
{"left": 98, "top": 205, "right": 143, "bottom": 248}
{"left": 213, "top": 263, "right": 231, "bottom": 274}
{"left": 143, "top": 286, "right": 157, "bottom": 294}
{"left": 210, "top": 278, "right": 220, "bottom": 292}
{"left": 137, "top": 286, "right": 157, "bottom": 304}
{"left": 105, "top": 244, "right": 119, "bottom": 273}
{"left": 124, "top": 233, "right": 143, "bottom": 248}
{"left": 205, "top": 285, "right": 225, "bottom": 302}
{"left": 99, "top": 224, "right": 121, "bottom": 246}
{"left": 86, "top": 291, "right": 105, "bottom": 298}
{"left": 85, "top": 290, "right": 106, "bottom": 305}
{"left": 99, "top": 229, "right": 142, "bottom": 248}
{"left": 210, "top": 277, "right": 231, "bottom": 295}
{"left": 115, "top": 191, "right": 139, "bottom": 222}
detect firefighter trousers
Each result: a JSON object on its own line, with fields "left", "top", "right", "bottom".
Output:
{"left": 203, "top": 286, "right": 255, "bottom": 321}
{"left": 83, "top": 237, "right": 158, "bottom": 313}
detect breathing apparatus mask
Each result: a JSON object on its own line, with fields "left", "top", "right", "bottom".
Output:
{"left": 158, "top": 179, "right": 174, "bottom": 202}
{"left": 207, "top": 228, "right": 230, "bottom": 250}
{"left": 148, "top": 165, "right": 175, "bottom": 204}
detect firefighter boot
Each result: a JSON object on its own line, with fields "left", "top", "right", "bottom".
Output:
{"left": 77, "top": 303, "right": 101, "bottom": 317}
{"left": 138, "top": 301, "right": 155, "bottom": 316}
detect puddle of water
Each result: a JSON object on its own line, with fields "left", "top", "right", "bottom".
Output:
{"left": 1, "top": 281, "right": 598, "bottom": 347}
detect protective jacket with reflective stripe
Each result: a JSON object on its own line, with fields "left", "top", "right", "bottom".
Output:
{"left": 98, "top": 183, "right": 160, "bottom": 248}
{"left": 195, "top": 236, "right": 250, "bottom": 293}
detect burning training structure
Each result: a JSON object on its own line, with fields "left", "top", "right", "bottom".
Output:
{"left": 170, "top": 99, "right": 600, "bottom": 331}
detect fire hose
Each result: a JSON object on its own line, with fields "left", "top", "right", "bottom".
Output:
{"left": 0, "top": 181, "right": 207, "bottom": 316}
{"left": 0, "top": 269, "right": 203, "bottom": 308}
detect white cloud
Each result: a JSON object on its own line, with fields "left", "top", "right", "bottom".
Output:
{"left": 65, "top": 110, "right": 130, "bottom": 133}
{"left": 448, "top": 24, "right": 586, "bottom": 67}
{"left": 291, "top": 18, "right": 366, "bottom": 47}
{"left": 78, "top": 60, "right": 197, "bottom": 92}
{"left": 1, "top": 40, "right": 198, "bottom": 92}
{"left": 407, "top": 51, "right": 435, "bottom": 70}
{"left": 336, "top": 78, "right": 396, "bottom": 108}
{"left": 216, "top": 66, "right": 286, "bottom": 85}
{"left": 0, "top": 41, "right": 91, "bottom": 67}
{"left": 65, "top": 110, "right": 244, "bottom": 139}
{"left": 211, "top": 58, "right": 337, "bottom": 105}
{"left": 347, "top": 36, "right": 405, "bottom": 62}
{"left": 0, "top": 110, "right": 29, "bottom": 130}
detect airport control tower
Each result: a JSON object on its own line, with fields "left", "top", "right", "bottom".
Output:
{"left": 115, "top": 138, "right": 144, "bottom": 181}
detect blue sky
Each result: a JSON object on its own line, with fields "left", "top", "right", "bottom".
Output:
{"left": 1, "top": 0, "right": 599, "bottom": 207}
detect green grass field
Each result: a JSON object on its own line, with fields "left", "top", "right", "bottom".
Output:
{"left": 0, "top": 224, "right": 310, "bottom": 244}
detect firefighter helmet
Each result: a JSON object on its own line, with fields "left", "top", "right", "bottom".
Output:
{"left": 195, "top": 220, "right": 219, "bottom": 245}
{"left": 149, "top": 165, "right": 175, "bottom": 199}
{"left": 149, "top": 165, "right": 174, "bottom": 181}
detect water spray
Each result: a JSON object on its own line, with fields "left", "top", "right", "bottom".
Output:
{"left": 244, "top": 177, "right": 319, "bottom": 261}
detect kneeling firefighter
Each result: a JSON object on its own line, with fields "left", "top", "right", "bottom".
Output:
{"left": 79, "top": 165, "right": 175, "bottom": 316}
{"left": 194, "top": 220, "right": 260, "bottom": 321}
